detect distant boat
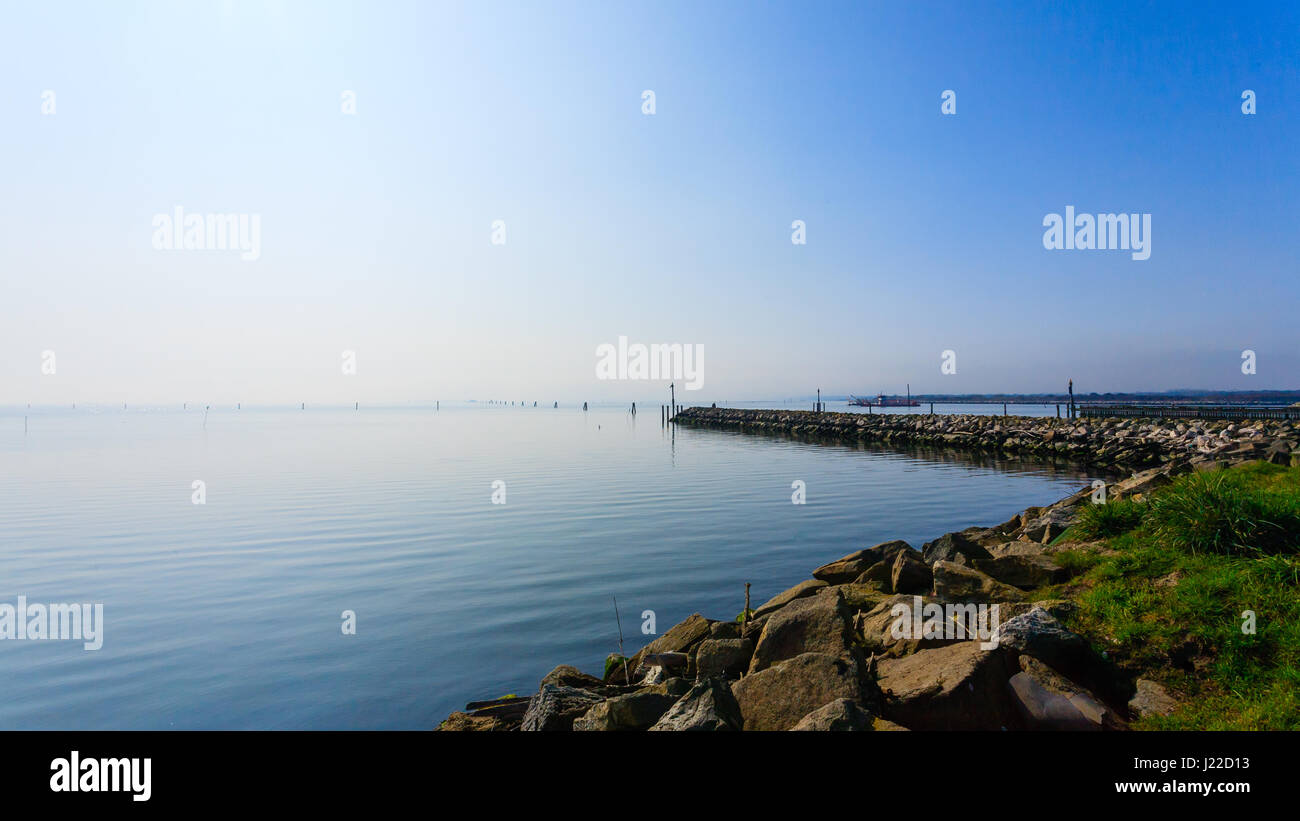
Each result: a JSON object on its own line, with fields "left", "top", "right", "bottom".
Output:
{"left": 848, "top": 393, "right": 920, "bottom": 407}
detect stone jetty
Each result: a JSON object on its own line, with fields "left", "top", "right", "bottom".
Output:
{"left": 436, "top": 408, "right": 1299, "bottom": 732}
{"left": 671, "top": 406, "right": 1300, "bottom": 473}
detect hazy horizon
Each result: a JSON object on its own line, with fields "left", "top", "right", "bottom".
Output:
{"left": 4, "top": 0, "right": 1297, "bottom": 404}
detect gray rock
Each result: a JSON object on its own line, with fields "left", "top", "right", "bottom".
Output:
{"left": 992, "top": 606, "right": 1130, "bottom": 708}
{"left": 922, "top": 531, "right": 993, "bottom": 565}
{"left": 520, "top": 684, "right": 605, "bottom": 731}
{"left": 648, "top": 678, "right": 742, "bottom": 731}
{"left": 1008, "top": 656, "right": 1127, "bottom": 730}
{"left": 1020, "top": 507, "right": 1075, "bottom": 543}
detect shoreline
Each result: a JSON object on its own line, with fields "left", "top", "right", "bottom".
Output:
{"left": 438, "top": 409, "right": 1299, "bottom": 731}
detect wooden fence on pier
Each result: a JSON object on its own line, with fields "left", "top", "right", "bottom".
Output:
{"left": 1079, "top": 404, "right": 1300, "bottom": 421}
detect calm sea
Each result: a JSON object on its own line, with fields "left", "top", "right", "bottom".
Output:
{"left": 0, "top": 402, "right": 1096, "bottom": 729}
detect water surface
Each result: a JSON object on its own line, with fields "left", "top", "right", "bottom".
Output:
{"left": 0, "top": 403, "right": 1098, "bottom": 728}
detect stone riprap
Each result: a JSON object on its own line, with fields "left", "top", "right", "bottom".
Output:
{"left": 435, "top": 409, "right": 1298, "bottom": 732}
{"left": 670, "top": 406, "right": 1300, "bottom": 473}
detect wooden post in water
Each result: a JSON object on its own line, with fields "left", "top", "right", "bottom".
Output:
{"left": 744, "top": 583, "right": 751, "bottom": 628}
{"left": 930, "top": 402, "right": 934, "bottom": 415}
{"left": 1003, "top": 403, "right": 1007, "bottom": 416}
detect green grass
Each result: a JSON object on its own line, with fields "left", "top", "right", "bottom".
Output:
{"left": 1144, "top": 464, "right": 1300, "bottom": 557}
{"left": 1047, "top": 461, "right": 1300, "bottom": 729}
{"left": 1071, "top": 497, "right": 1146, "bottom": 539}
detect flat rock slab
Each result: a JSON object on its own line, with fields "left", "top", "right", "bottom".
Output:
{"left": 753, "top": 578, "right": 828, "bottom": 618}
{"left": 1008, "top": 656, "right": 1127, "bottom": 731}
{"left": 876, "top": 641, "right": 1018, "bottom": 730}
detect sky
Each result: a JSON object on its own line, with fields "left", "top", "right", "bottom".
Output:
{"left": 1, "top": 0, "right": 1297, "bottom": 405}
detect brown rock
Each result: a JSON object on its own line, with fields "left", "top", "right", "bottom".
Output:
{"left": 813, "top": 541, "right": 912, "bottom": 584}
{"left": 731, "top": 653, "right": 862, "bottom": 731}
{"left": 749, "top": 591, "right": 854, "bottom": 673}
{"left": 876, "top": 642, "right": 1018, "bottom": 730}
{"left": 890, "top": 549, "right": 933, "bottom": 594}
{"left": 539, "top": 664, "right": 605, "bottom": 690}
{"left": 622, "top": 613, "right": 712, "bottom": 681}
{"left": 752, "top": 579, "right": 828, "bottom": 618}
{"left": 932, "top": 560, "right": 1027, "bottom": 603}
{"left": 694, "top": 638, "right": 755, "bottom": 679}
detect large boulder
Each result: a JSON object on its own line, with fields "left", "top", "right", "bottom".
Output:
{"left": 813, "top": 541, "right": 912, "bottom": 584}
{"left": 890, "top": 549, "right": 933, "bottom": 594}
{"left": 731, "top": 653, "right": 862, "bottom": 731}
{"left": 748, "top": 591, "right": 854, "bottom": 673}
{"left": 991, "top": 606, "right": 1131, "bottom": 708}
{"left": 1008, "top": 656, "right": 1127, "bottom": 731}
{"left": 649, "top": 678, "right": 742, "bottom": 731}
{"left": 789, "top": 698, "right": 906, "bottom": 731}
{"left": 519, "top": 684, "right": 605, "bottom": 731}
{"left": 932, "top": 560, "right": 1027, "bottom": 603}
{"left": 695, "top": 638, "right": 755, "bottom": 679}
{"left": 572, "top": 687, "right": 680, "bottom": 731}
{"left": 921, "top": 532, "right": 993, "bottom": 566}
{"left": 752, "top": 579, "right": 828, "bottom": 618}
{"left": 876, "top": 641, "right": 1018, "bottom": 730}
{"left": 975, "top": 553, "right": 1068, "bottom": 590}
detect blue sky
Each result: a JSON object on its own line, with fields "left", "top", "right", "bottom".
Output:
{"left": 2, "top": 0, "right": 1297, "bottom": 404}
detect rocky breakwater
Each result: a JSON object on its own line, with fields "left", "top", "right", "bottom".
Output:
{"left": 671, "top": 406, "right": 1300, "bottom": 472}
{"left": 435, "top": 418, "right": 1298, "bottom": 731}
